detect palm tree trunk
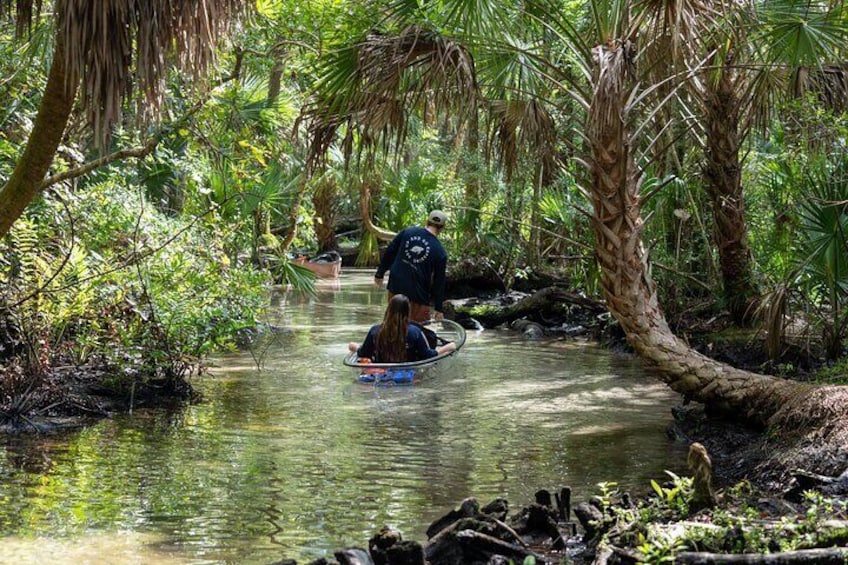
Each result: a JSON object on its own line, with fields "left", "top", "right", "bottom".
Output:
{"left": 313, "top": 177, "right": 338, "bottom": 252}
{"left": 0, "top": 33, "right": 78, "bottom": 238}
{"left": 703, "top": 66, "right": 758, "bottom": 325}
{"left": 359, "top": 175, "right": 395, "bottom": 242}
{"left": 528, "top": 163, "right": 543, "bottom": 267}
{"left": 355, "top": 174, "right": 392, "bottom": 267}
{"left": 267, "top": 42, "right": 285, "bottom": 105}
{"left": 279, "top": 179, "right": 309, "bottom": 254}
{"left": 463, "top": 110, "right": 482, "bottom": 241}
{"left": 586, "top": 44, "right": 847, "bottom": 464}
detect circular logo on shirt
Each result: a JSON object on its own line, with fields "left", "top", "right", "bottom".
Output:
{"left": 402, "top": 235, "right": 431, "bottom": 264}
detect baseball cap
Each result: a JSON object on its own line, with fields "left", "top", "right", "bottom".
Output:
{"left": 427, "top": 210, "right": 447, "bottom": 228}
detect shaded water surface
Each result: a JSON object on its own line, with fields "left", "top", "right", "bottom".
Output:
{"left": 0, "top": 270, "right": 686, "bottom": 564}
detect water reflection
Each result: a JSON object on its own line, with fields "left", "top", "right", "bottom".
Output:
{"left": 0, "top": 270, "right": 687, "bottom": 564}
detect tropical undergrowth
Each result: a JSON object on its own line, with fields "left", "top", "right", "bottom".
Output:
{"left": 0, "top": 180, "right": 269, "bottom": 428}
{"left": 585, "top": 475, "right": 848, "bottom": 564}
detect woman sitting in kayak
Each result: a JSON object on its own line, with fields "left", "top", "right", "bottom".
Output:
{"left": 348, "top": 294, "right": 456, "bottom": 362}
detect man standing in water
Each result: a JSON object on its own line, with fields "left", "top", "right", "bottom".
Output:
{"left": 374, "top": 210, "right": 448, "bottom": 323}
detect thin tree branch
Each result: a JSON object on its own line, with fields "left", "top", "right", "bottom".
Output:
{"left": 652, "top": 261, "right": 713, "bottom": 292}
{"left": 39, "top": 137, "right": 159, "bottom": 190}
{"left": 39, "top": 50, "right": 246, "bottom": 191}
{"left": 14, "top": 193, "right": 246, "bottom": 300}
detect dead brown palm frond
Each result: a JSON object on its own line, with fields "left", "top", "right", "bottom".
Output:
{"left": 635, "top": 0, "right": 724, "bottom": 74}
{"left": 1, "top": 0, "right": 248, "bottom": 146}
{"left": 0, "top": 0, "right": 42, "bottom": 36}
{"left": 757, "top": 282, "right": 790, "bottom": 360}
{"left": 489, "top": 100, "right": 518, "bottom": 176}
{"left": 303, "top": 117, "right": 344, "bottom": 175}
{"left": 795, "top": 64, "right": 848, "bottom": 115}
{"left": 739, "top": 63, "right": 786, "bottom": 136}
{"left": 312, "top": 177, "right": 339, "bottom": 251}
{"left": 488, "top": 98, "right": 556, "bottom": 181}
{"left": 746, "top": 63, "right": 848, "bottom": 153}
{"left": 299, "top": 24, "right": 478, "bottom": 173}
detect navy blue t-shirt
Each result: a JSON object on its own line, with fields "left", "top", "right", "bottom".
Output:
{"left": 375, "top": 226, "right": 447, "bottom": 311}
{"left": 356, "top": 323, "right": 439, "bottom": 362}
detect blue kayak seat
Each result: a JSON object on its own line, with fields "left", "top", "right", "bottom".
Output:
{"left": 358, "top": 369, "right": 416, "bottom": 385}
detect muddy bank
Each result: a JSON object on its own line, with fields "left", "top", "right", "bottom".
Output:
{"left": 0, "top": 357, "right": 197, "bottom": 433}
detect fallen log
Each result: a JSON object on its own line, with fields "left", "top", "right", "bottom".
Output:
{"left": 592, "top": 545, "right": 614, "bottom": 565}
{"left": 786, "top": 469, "right": 848, "bottom": 500}
{"left": 449, "top": 286, "right": 605, "bottom": 329}
{"left": 490, "top": 517, "right": 529, "bottom": 548}
{"left": 335, "top": 547, "right": 376, "bottom": 565}
{"left": 673, "top": 547, "right": 848, "bottom": 565}
{"left": 385, "top": 540, "right": 425, "bottom": 565}
{"left": 425, "top": 497, "right": 479, "bottom": 539}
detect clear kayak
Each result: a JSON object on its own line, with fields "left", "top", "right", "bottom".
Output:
{"left": 344, "top": 319, "right": 467, "bottom": 385}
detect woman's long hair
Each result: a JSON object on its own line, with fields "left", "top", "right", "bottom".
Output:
{"left": 376, "top": 294, "right": 410, "bottom": 362}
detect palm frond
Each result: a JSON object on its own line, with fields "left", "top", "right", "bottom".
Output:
{"left": 743, "top": 64, "right": 788, "bottom": 134}
{"left": 300, "top": 25, "right": 478, "bottom": 172}
{"left": 270, "top": 258, "right": 317, "bottom": 295}
{"left": 0, "top": 0, "right": 44, "bottom": 36}
{"left": 804, "top": 64, "right": 848, "bottom": 114}
{"left": 476, "top": 34, "right": 550, "bottom": 101}
{"left": 241, "top": 161, "right": 288, "bottom": 215}
{"left": 754, "top": 0, "right": 848, "bottom": 68}
{"left": 522, "top": 0, "right": 594, "bottom": 78}
{"left": 488, "top": 98, "right": 557, "bottom": 180}
{"left": 382, "top": 0, "right": 427, "bottom": 22}
{"left": 213, "top": 74, "right": 286, "bottom": 136}
{"left": 794, "top": 156, "right": 848, "bottom": 294}
{"left": 757, "top": 283, "right": 789, "bottom": 360}
{"left": 440, "top": 0, "right": 515, "bottom": 38}
{"left": 50, "top": 0, "right": 248, "bottom": 146}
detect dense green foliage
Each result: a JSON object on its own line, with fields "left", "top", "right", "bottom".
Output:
{"left": 0, "top": 180, "right": 268, "bottom": 390}
{"left": 588, "top": 477, "right": 848, "bottom": 561}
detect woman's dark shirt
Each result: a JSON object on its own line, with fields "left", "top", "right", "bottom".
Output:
{"left": 356, "top": 323, "right": 439, "bottom": 362}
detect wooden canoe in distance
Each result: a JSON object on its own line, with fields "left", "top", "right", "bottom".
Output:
{"left": 293, "top": 251, "right": 342, "bottom": 279}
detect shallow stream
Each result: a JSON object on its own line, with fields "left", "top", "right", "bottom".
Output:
{"left": 0, "top": 270, "right": 686, "bottom": 564}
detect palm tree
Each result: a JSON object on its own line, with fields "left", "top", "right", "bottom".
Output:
{"left": 0, "top": 0, "right": 248, "bottom": 238}
{"left": 638, "top": 0, "right": 848, "bottom": 324}
{"left": 312, "top": 176, "right": 340, "bottom": 252}
{"left": 630, "top": 0, "right": 761, "bottom": 325}
{"left": 300, "top": 16, "right": 561, "bottom": 256}
{"left": 299, "top": 24, "right": 479, "bottom": 243}
{"left": 560, "top": 0, "right": 848, "bottom": 469}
